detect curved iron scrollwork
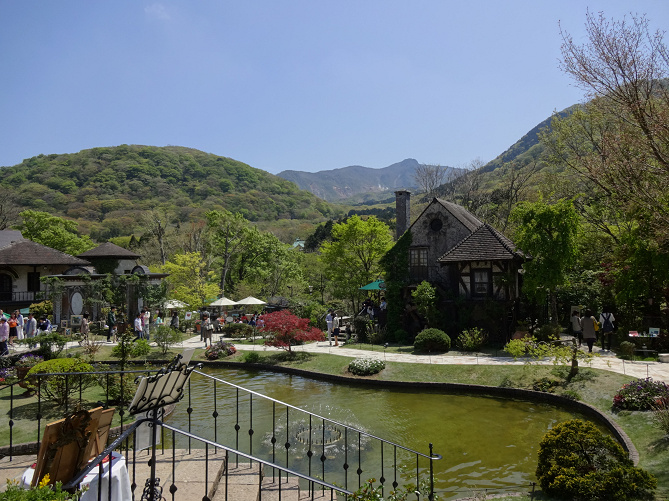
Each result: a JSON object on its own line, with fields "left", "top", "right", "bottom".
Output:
{"left": 128, "top": 353, "right": 202, "bottom": 416}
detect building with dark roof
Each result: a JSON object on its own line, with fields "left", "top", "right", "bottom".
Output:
{"left": 393, "top": 194, "right": 526, "bottom": 341}
{"left": 0, "top": 231, "right": 167, "bottom": 326}
{"left": 0, "top": 232, "right": 91, "bottom": 307}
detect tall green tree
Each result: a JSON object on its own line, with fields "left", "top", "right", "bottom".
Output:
{"left": 19, "top": 210, "right": 96, "bottom": 255}
{"left": 319, "top": 215, "right": 392, "bottom": 314}
{"left": 234, "top": 229, "right": 305, "bottom": 298}
{"left": 206, "top": 210, "right": 251, "bottom": 298}
{"left": 510, "top": 199, "right": 579, "bottom": 321}
{"left": 161, "top": 252, "right": 219, "bottom": 310}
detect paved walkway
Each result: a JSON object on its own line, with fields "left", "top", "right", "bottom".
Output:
{"left": 182, "top": 334, "right": 669, "bottom": 383}
{"left": 9, "top": 334, "right": 669, "bottom": 383}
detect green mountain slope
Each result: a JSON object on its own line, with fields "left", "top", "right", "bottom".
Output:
{"left": 481, "top": 105, "right": 578, "bottom": 173}
{"left": 0, "top": 145, "right": 336, "bottom": 240}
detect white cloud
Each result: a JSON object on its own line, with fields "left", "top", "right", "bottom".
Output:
{"left": 145, "top": 3, "right": 170, "bottom": 21}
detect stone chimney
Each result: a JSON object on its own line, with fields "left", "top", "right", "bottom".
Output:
{"left": 395, "top": 190, "right": 411, "bottom": 240}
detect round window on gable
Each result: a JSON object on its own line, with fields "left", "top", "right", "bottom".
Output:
{"left": 430, "top": 218, "right": 443, "bottom": 231}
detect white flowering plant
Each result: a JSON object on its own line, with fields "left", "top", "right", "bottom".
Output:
{"left": 348, "top": 357, "right": 385, "bottom": 376}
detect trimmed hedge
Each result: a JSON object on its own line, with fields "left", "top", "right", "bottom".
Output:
{"left": 537, "top": 419, "right": 656, "bottom": 500}
{"left": 414, "top": 328, "right": 451, "bottom": 353}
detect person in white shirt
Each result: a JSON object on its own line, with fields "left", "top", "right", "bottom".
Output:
{"left": 142, "top": 309, "right": 151, "bottom": 340}
{"left": 134, "top": 312, "right": 144, "bottom": 340}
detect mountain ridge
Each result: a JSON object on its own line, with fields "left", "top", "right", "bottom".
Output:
{"left": 278, "top": 158, "right": 458, "bottom": 201}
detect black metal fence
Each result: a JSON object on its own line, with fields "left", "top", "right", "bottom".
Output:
{"left": 1, "top": 368, "right": 441, "bottom": 500}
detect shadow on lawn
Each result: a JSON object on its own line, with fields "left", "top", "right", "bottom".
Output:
{"left": 265, "top": 351, "right": 315, "bottom": 364}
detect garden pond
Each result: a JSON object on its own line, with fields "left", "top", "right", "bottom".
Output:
{"left": 162, "top": 367, "right": 603, "bottom": 498}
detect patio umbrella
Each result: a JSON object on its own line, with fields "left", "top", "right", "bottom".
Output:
{"left": 235, "top": 296, "right": 267, "bottom": 305}
{"left": 163, "top": 299, "right": 189, "bottom": 309}
{"left": 209, "top": 297, "right": 238, "bottom": 307}
{"left": 359, "top": 279, "right": 385, "bottom": 290}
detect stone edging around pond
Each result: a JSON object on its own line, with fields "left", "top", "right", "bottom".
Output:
{"left": 198, "top": 360, "right": 640, "bottom": 465}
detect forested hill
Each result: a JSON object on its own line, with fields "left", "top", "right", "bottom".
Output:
{"left": 0, "top": 145, "right": 335, "bottom": 240}
{"left": 480, "top": 105, "right": 578, "bottom": 173}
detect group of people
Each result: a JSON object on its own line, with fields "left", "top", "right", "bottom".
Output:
{"left": 325, "top": 309, "right": 353, "bottom": 346}
{"left": 133, "top": 308, "right": 169, "bottom": 341}
{"left": 0, "top": 309, "right": 54, "bottom": 355}
{"left": 570, "top": 309, "right": 616, "bottom": 353}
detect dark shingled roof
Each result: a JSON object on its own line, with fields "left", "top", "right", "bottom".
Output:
{"left": 77, "top": 242, "right": 141, "bottom": 259}
{"left": 0, "top": 239, "right": 91, "bottom": 266}
{"left": 408, "top": 198, "right": 483, "bottom": 234}
{"left": 438, "top": 223, "right": 525, "bottom": 263}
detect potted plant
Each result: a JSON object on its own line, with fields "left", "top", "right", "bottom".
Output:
{"left": 15, "top": 354, "right": 44, "bottom": 387}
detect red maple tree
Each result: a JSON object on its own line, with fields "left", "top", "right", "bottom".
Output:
{"left": 260, "top": 310, "right": 324, "bottom": 352}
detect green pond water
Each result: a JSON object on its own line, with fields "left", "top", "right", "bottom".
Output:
{"left": 163, "top": 367, "right": 591, "bottom": 498}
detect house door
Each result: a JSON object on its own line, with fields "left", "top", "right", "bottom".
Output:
{"left": 0, "top": 274, "right": 11, "bottom": 302}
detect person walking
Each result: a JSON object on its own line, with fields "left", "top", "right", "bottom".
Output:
{"left": 202, "top": 313, "right": 213, "bottom": 348}
{"left": 0, "top": 317, "right": 9, "bottom": 356}
{"left": 170, "top": 310, "right": 180, "bottom": 331}
{"left": 80, "top": 313, "right": 90, "bottom": 341}
{"left": 15, "top": 310, "right": 24, "bottom": 340}
{"left": 571, "top": 310, "right": 582, "bottom": 347}
{"left": 142, "top": 309, "right": 151, "bottom": 340}
{"left": 8, "top": 312, "right": 18, "bottom": 346}
{"left": 581, "top": 310, "right": 597, "bottom": 353}
{"left": 24, "top": 313, "right": 37, "bottom": 339}
{"left": 107, "top": 306, "right": 117, "bottom": 342}
{"left": 326, "top": 309, "right": 333, "bottom": 345}
{"left": 333, "top": 313, "right": 340, "bottom": 347}
{"left": 599, "top": 309, "right": 616, "bottom": 351}
{"left": 134, "top": 312, "right": 144, "bottom": 340}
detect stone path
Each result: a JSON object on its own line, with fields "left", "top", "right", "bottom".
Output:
{"left": 9, "top": 333, "right": 669, "bottom": 383}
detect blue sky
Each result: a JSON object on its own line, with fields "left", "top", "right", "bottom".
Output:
{"left": 1, "top": 1, "right": 668, "bottom": 174}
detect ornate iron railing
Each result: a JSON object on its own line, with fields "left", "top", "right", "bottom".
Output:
{"left": 0, "top": 367, "right": 441, "bottom": 500}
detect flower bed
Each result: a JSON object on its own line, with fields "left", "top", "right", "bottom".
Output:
{"left": 348, "top": 357, "right": 385, "bottom": 376}
{"left": 613, "top": 378, "right": 669, "bottom": 411}
{"left": 203, "top": 340, "right": 237, "bottom": 360}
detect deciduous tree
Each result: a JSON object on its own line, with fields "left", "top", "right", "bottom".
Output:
{"left": 510, "top": 199, "right": 579, "bottom": 321}
{"left": 19, "top": 210, "right": 95, "bottom": 255}
{"left": 261, "top": 310, "right": 324, "bottom": 352}
{"left": 206, "top": 210, "right": 251, "bottom": 297}
{"left": 319, "top": 216, "right": 392, "bottom": 314}
{"left": 546, "top": 11, "right": 669, "bottom": 238}
{"left": 161, "top": 252, "right": 219, "bottom": 310}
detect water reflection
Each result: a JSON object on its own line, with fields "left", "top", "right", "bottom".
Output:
{"left": 164, "top": 367, "right": 586, "bottom": 498}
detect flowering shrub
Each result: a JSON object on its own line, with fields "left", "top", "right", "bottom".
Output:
{"left": 15, "top": 354, "right": 44, "bottom": 368}
{"left": 203, "top": 340, "right": 237, "bottom": 360}
{"left": 3, "top": 473, "right": 85, "bottom": 500}
{"left": 0, "top": 367, "right": 17, "bottom": 384}
{"left": 456, "top": 327, "right": 488, "bottom": 352}
{"left": 612, "top": 378, "right": 669, "bottom": 411}
{"left": 348, "top": 357, "right": 385, "bottom": 376}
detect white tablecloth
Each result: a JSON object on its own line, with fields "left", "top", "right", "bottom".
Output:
{"left": 21, "top": 452, "right": 132, "bottom": 501}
